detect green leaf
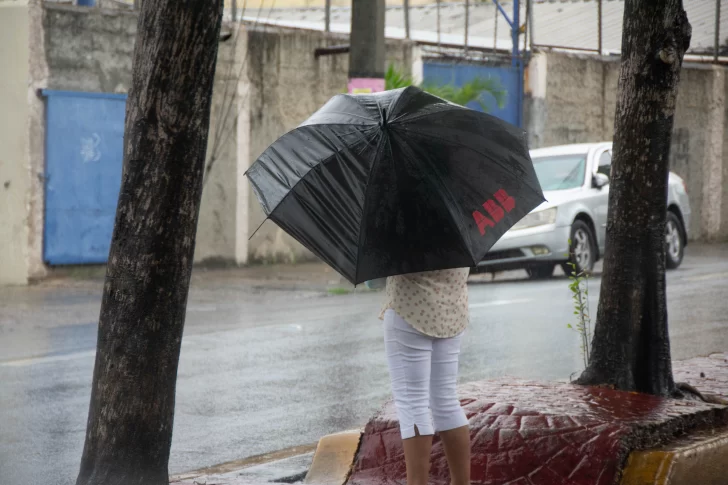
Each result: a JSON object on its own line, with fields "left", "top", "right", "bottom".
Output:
{"left": 382, "top": 65, "right": 508, "bottom": 114}
{"left": 384, "top": 63, "right": 414, "bottom": 90}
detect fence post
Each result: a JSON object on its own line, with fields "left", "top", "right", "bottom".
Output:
{"left": 522, "top": 0, "right": 529, "bottom": 52}
{"left": 511, "top": 0, "right": 519, "bottom": 68}
{"left": 512, "top": 0, "right": 522, "bottom": 127}
{"left": 597, "top": 0, "right": 603, "bottom": 55}
{"left": 404, "top": 0, "right": 410, "bottom": 39}
{"left": 464, "top": 0, "right": 470, "bottom": 53}
{"left": 325, "top": 0, "right": 331, "bottom": 32}
{"left": 528, "top": 0, "right": 534, "bottom": 51}
{"left": 493, "top": 2, "right": 498, "bottom": 54}
{"left": 436, "top": 0, "right": 441, "bottom": 48}
{"left": 715, "top": 0, "right": 721, "bottom": 62}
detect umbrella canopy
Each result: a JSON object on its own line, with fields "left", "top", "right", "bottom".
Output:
{"left": 246, "top": 86, "right": 544, "bottom": 285}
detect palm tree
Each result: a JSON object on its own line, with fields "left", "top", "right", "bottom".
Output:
{"left": 384, "top": 64, "right": 507, "bottom": 113}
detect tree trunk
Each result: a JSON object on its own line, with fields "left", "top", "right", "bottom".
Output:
{"left": 576, "top": 0, "right": 691, "bottom": 396}
{"left": 76, "top": 1, "right": 223, "bottom": 484}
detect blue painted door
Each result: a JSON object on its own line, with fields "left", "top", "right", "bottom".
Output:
{"left": 422, "top": 62, "right": 521, "bottom": 127}
{"left": 43, "top": 90, "right": 127, "bottom": 265}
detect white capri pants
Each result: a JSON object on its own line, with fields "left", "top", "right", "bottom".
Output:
{"left": 383, "top": 309, "right": 469, "bottom": 439}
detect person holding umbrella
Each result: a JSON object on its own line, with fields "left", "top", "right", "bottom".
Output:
{"left": 246, "top": 86, "right": 544, "bottom": 485}
{"left": 380, "top": 268, "right": 472, "bottom": 485}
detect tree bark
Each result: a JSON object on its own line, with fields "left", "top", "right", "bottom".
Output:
{"left": 76, "top": 1, "right": 223, "bottom": 484}
{"left": 576, "top": 0, "right": 691, "bottom": 396}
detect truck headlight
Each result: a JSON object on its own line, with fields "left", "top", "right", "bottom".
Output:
{"left": 512, "top": 207, "right": 557, "bottom": 230}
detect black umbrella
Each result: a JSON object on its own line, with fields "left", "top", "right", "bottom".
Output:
{"left": 246, "top": 86, "right": 545, "bottom": 285}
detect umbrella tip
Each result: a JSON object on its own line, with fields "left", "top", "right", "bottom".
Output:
{"left": 379, "top": 108, "right": 388, "bottom": 130}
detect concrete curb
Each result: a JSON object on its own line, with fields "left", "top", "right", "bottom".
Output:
{"left": 620, "top": 428, "right": 728, "bottom": 485}
{"left": 304, "top": 430, "right": 362, "bottom": 485}
{"left": 309, "top": 427, "right": 728, "bottom": 485}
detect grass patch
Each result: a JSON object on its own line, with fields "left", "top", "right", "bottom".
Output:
{"left": 327, "top": 287, "right": 351, "bottom": 296}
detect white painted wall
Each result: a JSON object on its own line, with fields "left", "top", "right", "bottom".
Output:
{"left": 0, "top": 2, "right": 31, "bottom": 284}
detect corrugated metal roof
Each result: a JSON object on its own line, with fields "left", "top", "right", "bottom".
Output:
{"left": 239, "top": 0, "right": 727, "bottom": 56}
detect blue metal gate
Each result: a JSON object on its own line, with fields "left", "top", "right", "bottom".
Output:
{"left": 43, "top": 90, "right": 126, "bottom": 265}
{"left": 422, "top": 62, "right": 521, "bottom": 127}
{"left": 422, "top": 0, "right": 524, "bottom": 127}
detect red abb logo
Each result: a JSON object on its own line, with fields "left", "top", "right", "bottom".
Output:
{"left": 472, "top": 189, "right": 515, "bottom": 236}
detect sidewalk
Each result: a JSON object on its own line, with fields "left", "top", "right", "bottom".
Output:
{"left": 41, "top": 261, "right": 351, "bottom": 292}
{"left": 24, "top": 242, "right": 728, "bottom": 294}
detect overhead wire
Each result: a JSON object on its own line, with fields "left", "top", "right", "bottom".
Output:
{"left": 208, "top": 0, "right": 250, "bottom": 168}
{"left": 204, "top": 0, "right": 282, "bottom": 188}
{"left": 204, "top": 0, "right": 279, "bottom": 187}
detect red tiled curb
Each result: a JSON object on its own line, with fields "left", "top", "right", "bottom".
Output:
{"left": 349, "top": 354, "right": 728, "bottom": 485}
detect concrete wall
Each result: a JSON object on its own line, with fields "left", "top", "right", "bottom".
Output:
{"left": 27, "top": 4, "right": 137, "bottom": 278}
{"left": 195, "top": 27, "right": 246, "bottom": 265}
{"left": 0, "top": 2, "right": 31, "bottom": 284}
{"left": 723, "top": 77, "right": 728, "bottom": 240}
{"left": 241, "top": 26, "right": 414, "bottom": 264}
{"left": 21, "top": 4, "right": 724, "bottom": 280}
{"left": 36, "top": 4, "right": 257, "bottom": 267}
{"left": 197, "top": 24, "right": 415, "bottom": 265}
{"left": 43, "top": 5, "right": 136, "bottom": 92}
{"left": 526, "top": 51, "right": 728, "bottom": 241}
{"left": 23, "top": 4, "right": 415, "bottom": 274}
{"left": 27, "top": 0, "right": 49, "bottom": 280}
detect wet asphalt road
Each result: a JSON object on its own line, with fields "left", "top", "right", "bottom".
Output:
{"left": 2, "top": 245, "right": 728, "bottom": 484}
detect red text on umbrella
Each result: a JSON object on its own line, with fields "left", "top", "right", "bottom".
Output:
{"left": 472, "top": 189, "right": 516, "bottom": 236}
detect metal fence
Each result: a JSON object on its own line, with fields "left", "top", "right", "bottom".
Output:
{"left": 306, "top": 0, "right": 725, "bottom": 65}
{"left": 525, "top": 0, "right": 725, "bottom": 64}
{"left": 47, "top": 0, "right": 727, "bottom": 65}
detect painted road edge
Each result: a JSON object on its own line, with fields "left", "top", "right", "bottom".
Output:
{"left": 169, "top": 442, "right": 318, "bottom": 482}
{"left": 620, "top": 428, "right": 728, "bottom": 485}
{"left": 305, "top": 430, "right": 363, "bottom": 485}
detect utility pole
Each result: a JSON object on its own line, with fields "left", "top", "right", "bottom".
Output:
{"left": 348, "top": 0, "right": 386, "bottom": 93}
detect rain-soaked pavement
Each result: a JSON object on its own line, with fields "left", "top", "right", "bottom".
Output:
{"left": 1, "top": 244, "right": 728, "bottom": 485}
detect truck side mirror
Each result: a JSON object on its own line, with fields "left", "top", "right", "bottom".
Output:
{"left": 592, "top": 173, "right": 609, "bottom": 190}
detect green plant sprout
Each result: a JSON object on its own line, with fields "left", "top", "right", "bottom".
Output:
{"left": 566, "top": 239, "right": 592, "bottom": 369}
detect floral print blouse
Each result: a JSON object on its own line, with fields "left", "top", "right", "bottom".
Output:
{"left": 379, "top": 268, "right": 470, "bottom": 338}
